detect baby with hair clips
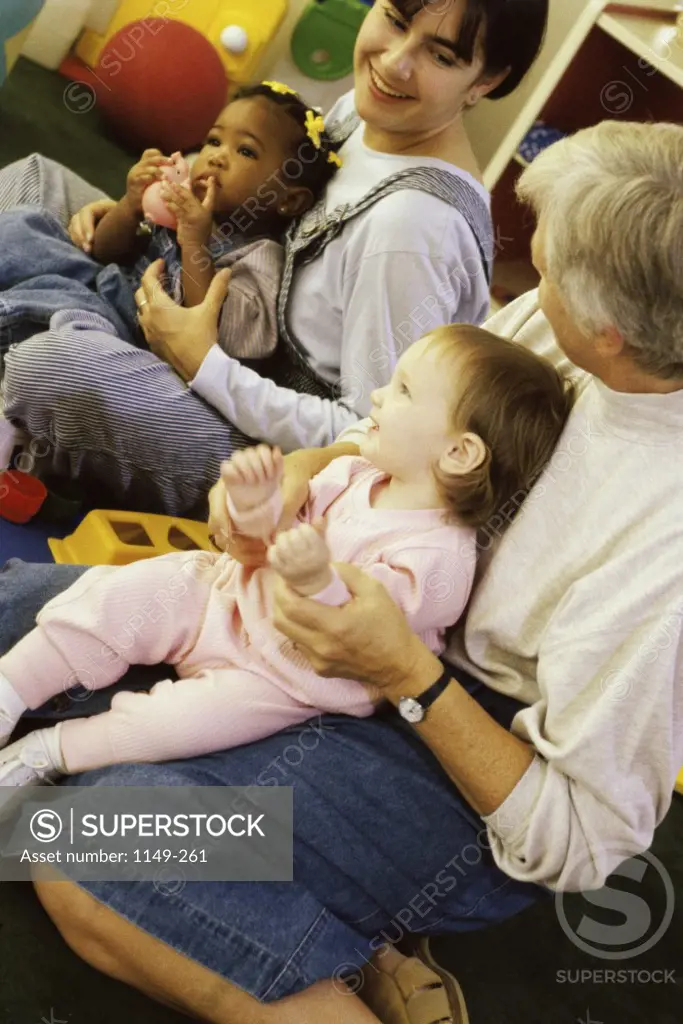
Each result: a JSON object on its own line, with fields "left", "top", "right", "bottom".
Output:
{"left": 0, "top": 81, "right": 341, "bottom": 362}
{"left": 0, "top": 325, "right": 573, "bottom": 796}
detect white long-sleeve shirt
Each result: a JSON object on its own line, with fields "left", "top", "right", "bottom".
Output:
{"left": 189, "top": 90, "right": 491, "bottom": 451}
{"left": 340, "top": 291, "right": 683, "bottom": 892}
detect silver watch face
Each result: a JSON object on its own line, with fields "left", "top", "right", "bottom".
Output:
{"left": 398, "top": 696, "right": 425, "bottom": 724}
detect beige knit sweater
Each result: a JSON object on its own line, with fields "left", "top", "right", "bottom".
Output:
{"left": 341, "top": 291, "right": 683, "bottom": 892}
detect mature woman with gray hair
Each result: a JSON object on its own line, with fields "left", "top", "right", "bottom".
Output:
{"left": 516, "top": 119, "right": 682, "bottom": 382}
{"left": 1, "top": 119, "right": 682, "bottom": 1024}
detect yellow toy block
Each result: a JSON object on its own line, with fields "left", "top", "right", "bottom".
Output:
{"left": 48, "top": 509, "right": 215, "bottom": 566}
{"left": 676, "top": 766, "right": 683, "bottom": 797}
{"left": 76, "top": 0, "right": 287, "bottom": 86}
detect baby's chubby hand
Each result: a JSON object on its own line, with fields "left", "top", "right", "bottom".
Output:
{"left": 222, "top": 446, "right": 284, "bottom": 542}
{"left": 223, "top": 446, "right": 284, "bottom": 511}
{"left": 268, "top": 521, "right": 333, "bottom": 596}
{"left": 125, "top": 149, "right": 171, "bottom": 215}
{"left": 160, "top": 176, "right": 216, "bottom": 249}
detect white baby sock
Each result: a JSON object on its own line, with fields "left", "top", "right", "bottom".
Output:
{"left": 0, "top": 724, "right": 66, "bottom": 800}
{"left": 28, "top": 723, "right": 67, "bottom": 774}
{"left": 0, "top": 672, "right": 28, "bottom": 746}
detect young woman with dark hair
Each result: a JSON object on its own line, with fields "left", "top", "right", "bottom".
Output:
{"left": 1, "top": 0, "right": 549, "bottom": 517}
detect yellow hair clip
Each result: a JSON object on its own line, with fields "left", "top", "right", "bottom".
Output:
{"left": 327, "top": 151, "right": 343, "bottom": 168}
{"left": 305, "top": 110, "right": 326, "bottom": 150}
{"left": 262, "top": 80, "right": 299, "bottom": 96}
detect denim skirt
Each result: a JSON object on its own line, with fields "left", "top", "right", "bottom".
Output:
{"left": 60, "top": 681, "right": 542, "bottom": 1001}
{"left": 1, "top": 559, "right": 543, "bottom": 1002}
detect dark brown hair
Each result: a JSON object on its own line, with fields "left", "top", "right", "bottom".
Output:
{"left": 392, "top": 0, "right": 548, "bottom": 98}
{"left": 429, "top": 324, "right": 575, "bottom": 529}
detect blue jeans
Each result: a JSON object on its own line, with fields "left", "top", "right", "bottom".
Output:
{"left": 0, "top": 558, "right": 545, "bottom": 1001}
{"left": 0, "top": 206, "right": 140, "bottom": 348}
{"left": 0, "top": 204, "right": 237, "bottom": 353}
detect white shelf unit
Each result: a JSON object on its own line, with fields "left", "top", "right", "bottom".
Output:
{"left": 465, "top": 0, "right": 606, "bottom": 192}
{"left": 597, "top": 9, "right": 683, "bottom": 88}
{"left": 466, "top": 1, "right": 683, "bottom": 305}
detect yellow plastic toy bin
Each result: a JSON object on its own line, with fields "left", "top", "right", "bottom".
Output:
{"left": 48, "top": 509, "right": 216, "bottom": 567}
{"left": 76, "top": 0, "right": 288, "bottom": 85}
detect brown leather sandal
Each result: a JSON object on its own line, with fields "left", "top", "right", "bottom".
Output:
{"left": 359, "top": 941, "right": 469, "bottom": 1024}
{"left": 416, "top": 936, "right": 470, "bottom": 1024}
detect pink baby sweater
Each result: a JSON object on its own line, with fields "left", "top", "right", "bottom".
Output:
{"left": 1, "top": 457, "right": 476, "bottom": 770}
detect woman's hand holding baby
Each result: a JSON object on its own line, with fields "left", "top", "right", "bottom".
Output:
{"left": 268, "top": 522, "right": 333, "bottom": 597}
{"left": 136, "top": 260, "right": 230, "bottom": 379}
{"left": 272, "top": 563, "right": 437, "bottom": 691}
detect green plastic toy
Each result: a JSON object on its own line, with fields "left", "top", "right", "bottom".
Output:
{"left": 291, "top": 0, "right": 371, "bottom": 81}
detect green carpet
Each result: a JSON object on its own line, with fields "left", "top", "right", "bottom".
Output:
{"left": 1, "top": 56, "right": 682, "bottom": 1024}
{"left": 0, "top": 56, "right": 133, "bottom": 199}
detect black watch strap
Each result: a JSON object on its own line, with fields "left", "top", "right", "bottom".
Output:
{"left": 418, "top": 667, "right": 454, "bottom": 710}
{"left": 398, "top": 667, "right": 455, "bottom": 724}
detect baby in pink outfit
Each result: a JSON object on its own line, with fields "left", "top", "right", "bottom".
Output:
{"left": 0, "top": 325, "right": 573, "bottom": 792}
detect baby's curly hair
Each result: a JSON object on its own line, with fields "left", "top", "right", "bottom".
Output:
{"left": 232, "top": 83, "right": 341, "bottom": 202}
{"left": 429, "top": 325, "right": 575, "bottom": 531}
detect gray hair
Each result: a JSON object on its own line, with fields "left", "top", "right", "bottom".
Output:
{"left": 516, "top": 121, "right": 683, "bottom": 380}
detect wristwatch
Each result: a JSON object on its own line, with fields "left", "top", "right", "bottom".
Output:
{"left": 397, "top": 667, "right": 454, "bottom": 724}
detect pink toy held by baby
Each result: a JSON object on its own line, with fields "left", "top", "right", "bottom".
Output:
{"left": 142, "top": 152, "right": 191, "bottom": 230}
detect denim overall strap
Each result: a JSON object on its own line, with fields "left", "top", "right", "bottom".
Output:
{"left": 270, "top": 113, "right": 494, "bottom": 400}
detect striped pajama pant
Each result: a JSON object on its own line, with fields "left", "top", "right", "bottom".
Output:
{"left": 0, "top": 154, "right": 254, "bottom": 516}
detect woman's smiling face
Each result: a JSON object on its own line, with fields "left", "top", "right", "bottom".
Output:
{"left": 354, "top": 0, "right": 490, "bottom": 137}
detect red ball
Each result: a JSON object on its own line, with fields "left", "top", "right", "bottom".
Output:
{"left": 94, "top": 19, "right": 228, "bottom": 153}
